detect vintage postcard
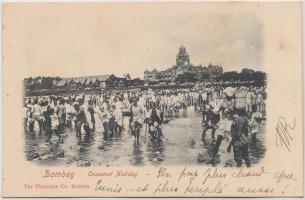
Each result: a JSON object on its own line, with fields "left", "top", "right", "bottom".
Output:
{"left": 2, "top": 2, "right": 303, "bottom": 198}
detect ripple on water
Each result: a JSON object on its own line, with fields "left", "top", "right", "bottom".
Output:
{"left": 24, "top": 107, "right": 266, "bottom": 167}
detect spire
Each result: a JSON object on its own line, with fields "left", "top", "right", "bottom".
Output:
{"left": 176, "top": 44, "right": 190, "bottom": 67}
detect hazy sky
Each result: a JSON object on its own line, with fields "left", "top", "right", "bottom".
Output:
{"left": 8, "top": 4, "right": 263, "bottom": 78}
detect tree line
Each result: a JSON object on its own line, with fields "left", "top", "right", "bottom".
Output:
{"left": 175, "top": 68, "right": 266, "bottom": 86}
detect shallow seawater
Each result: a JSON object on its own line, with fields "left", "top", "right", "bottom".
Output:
{"left": 24, "top": 106, "right": 265, "bottom": 167}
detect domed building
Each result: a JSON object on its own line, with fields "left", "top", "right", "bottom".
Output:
{"left": 144, "top": 45, "right": 223, "bottom": 83}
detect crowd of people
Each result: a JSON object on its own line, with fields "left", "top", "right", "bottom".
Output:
{"left": 23, "top": 84, "right": 266, "bottom": 167}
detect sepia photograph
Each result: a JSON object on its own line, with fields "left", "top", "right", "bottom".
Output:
{"left": 2, "top": 2, "right": 303, "bottom": 198}
{"left": 22, "top": 10, "right": 267, "bottom": 167}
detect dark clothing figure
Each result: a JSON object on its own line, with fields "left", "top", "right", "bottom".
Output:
{"left": 231, "top": 115, "right": 250, "bottom": 167}
{"left": 74, "top": 108, "right": 90, "bottom": 137}
{"left": 233, "top": 145, "right": 250, "bottom": 167}
{"left": 44, "top": 107, "right": 62, "bottom": 142}
{"left": 198, "top": 94, "right": 203, "bottom": 108}
{"left": 147, "top": 108, "right": 163, "bottom": 138}
{"left": 202, "top": 110, "right": 220, "bottom": 143}
{"left": 201, "top": 107, "right": 206, "bottom": 123}
{"left": 150, "top": 108, "right": 163, "bottom": 125}
{"left": 43, "top": 108, "right": 52, "bottom": 132}
{"left": 211, "top": 134, "right": 224, "bottom": 165}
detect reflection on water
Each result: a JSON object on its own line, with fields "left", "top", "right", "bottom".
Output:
{"left": 146, "top": 139, "right": 165, "bottom": 164}
{"left": 130, "top": 142, "right": 144, "bottom": 166}
{"left": 77, "top": 135, "right": 94, "bottom": 161}
{"left": 24, "top": 106, "right": 265, "bottom": 167}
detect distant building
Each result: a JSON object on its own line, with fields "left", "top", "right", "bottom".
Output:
{"left": 144, "top": 46, "right": 223, "bottom": 83}
{"left": 54, "top": 75, "right": 119, "bottom": 90}
{"left": 24, "top": 74, "right": 144, "bottom": 92}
